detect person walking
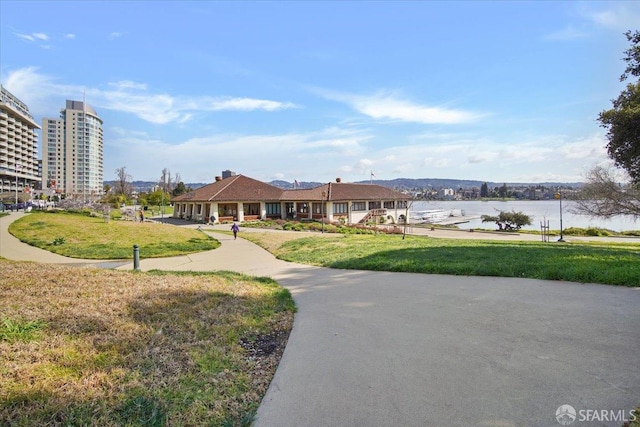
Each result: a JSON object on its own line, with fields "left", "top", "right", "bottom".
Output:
{"left": 139, "top": 209, "right": 144, "bottom": 223}
{"left": 231, "top": 222, "right": 239, "bottom": 239}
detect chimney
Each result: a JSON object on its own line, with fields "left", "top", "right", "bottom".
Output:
{"left": 336, "top": 177, "right": 341, "bottom": 183}
{"left": 215, "top": 176, "right": 222, "bottom": 182}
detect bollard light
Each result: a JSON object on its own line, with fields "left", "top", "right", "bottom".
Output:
{"left": 133, "top": 244, "right": 140, "bottom": 271}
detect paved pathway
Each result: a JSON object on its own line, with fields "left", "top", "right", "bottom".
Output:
{"left": 1, "top": 213, "right": 639, "bottom": 426}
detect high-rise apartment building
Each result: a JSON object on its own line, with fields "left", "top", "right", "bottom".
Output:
{"left": 0, "top": 85, "right": 41, "bottom": 202}
{"left": 42, "top": 100, "right": 104, "bottom": 200}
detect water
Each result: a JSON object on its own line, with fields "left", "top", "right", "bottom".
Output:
{"left": 411, "top": 200, "right": 640, "bottom": 232}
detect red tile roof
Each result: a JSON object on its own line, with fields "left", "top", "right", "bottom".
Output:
{"left": 172, "top": 175, "right": 283, "bottom": 202}
{"left": 171, "top": 176, "right": 410, "bottom": 203}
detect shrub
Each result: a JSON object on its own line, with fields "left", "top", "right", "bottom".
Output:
{"left": 563, "top": 227, "right": 613, "bottom": 237}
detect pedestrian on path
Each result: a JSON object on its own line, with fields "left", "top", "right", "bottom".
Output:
{"left": 231, "top": 222, "right": 239, "bottom": 239}
{"left": 139, "top": 209, "right": 144, "bottom": 223}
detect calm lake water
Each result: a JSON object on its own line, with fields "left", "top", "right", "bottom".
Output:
{"left": 411, "top": 200, "right": 640, "bottom": 232}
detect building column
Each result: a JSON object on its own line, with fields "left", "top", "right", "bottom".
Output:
{"left": 238, "top": 202, "right": 245, "bottom": 222}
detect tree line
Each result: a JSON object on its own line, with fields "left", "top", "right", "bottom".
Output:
{"left": 100, "top": 167, "right": 192, "bottom": 209}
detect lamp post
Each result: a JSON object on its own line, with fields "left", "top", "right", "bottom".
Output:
{"left": 555, "top": 190, "right": 564, "bottom": 242}
{"left": 321, "top": 189, "right": 326, "bottom": 234}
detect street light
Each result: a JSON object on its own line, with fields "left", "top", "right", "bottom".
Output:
{"left": 321, "top": 189, "right": 326, "bottom": 234}
{"left": 555, "top": 190, "right": 564, "bottom": 242}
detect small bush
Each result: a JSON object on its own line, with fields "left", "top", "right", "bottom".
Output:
{"left": 563, "top": 227, "right": 614, "bottom": 237}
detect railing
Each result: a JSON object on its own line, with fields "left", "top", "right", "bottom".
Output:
{"left": 358, "top": 209, "right": 387, "bottom": 224}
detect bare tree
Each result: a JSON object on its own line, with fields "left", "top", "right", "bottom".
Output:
{"left": 114, "top": 167, "right": 132, "bottom": 196}
{"left": 573, "top": 166, "right": 640, "bottom": 219}
{"left": 160, "top": 168, "right": 175, "bottom": 193}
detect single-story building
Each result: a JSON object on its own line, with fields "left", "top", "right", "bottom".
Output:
{"left": 171, "top": 174, "right": 412, "bottom": 225}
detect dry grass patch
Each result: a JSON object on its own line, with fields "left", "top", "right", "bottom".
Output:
{"left": 0, "top": 259, "right": 294, "bottom": 426}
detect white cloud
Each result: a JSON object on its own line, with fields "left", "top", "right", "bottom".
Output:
{"left": 104, "top": 126, "right": 374, "bottom": 182}
{"left": 314, "top": 88, "right": 484, "bottom": 125}
{"left": 544, "top": 25, "right": 589, "bottom": 41}
{"left": 15, "top": 33, "right": 35, "bottom": 42}
{"left": 2, "top": 67, "right": 297, "bottom": 124}
{"left": 65, "top": 33, "right": 76, "bottom": 39}
{"left": 14, "top": 32, "right": 49, "bottom": 42}
{"left": 100, "top": 91, "right": 183, "bottom": 124}
{"left": 558, "top": 134, "right": 607, "bottom": 160}
{"left": 209, "top": 97, "right": 296, "bottom": 112}
{"left": 2, "top": 67, "right": 76, "bottom": 115}
{"left": 109, "top": 32, "right": 124, "bottom": 40}
{"left": 109, "top": 80, "right": 148, "bottom": 90}
{"left": 325, "top": 131, "right": 612, "bottom": 183}
{"left": 581, "top": 3, "right": 640, "bottom": 31}
{"left": 101, "top": 123, "right": 610, "bottom": 184}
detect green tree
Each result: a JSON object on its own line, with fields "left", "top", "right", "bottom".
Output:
{"left": 598, "top": 30, "right": 640, "bottom": 183}
{"left": 147, "top": 189, "right": 171, "bottom": 209}
{"left": 498, "top": 183, "right": 508, "bottom": 198}
{"left": 620, "top": 30, "right": 640, "bottom": 81}
{"left": 480, "top": 182, "right": 489, "bottom": 198}
{"left": 172, "top": 181, "right": 189, "bottom": 197}
{"left": 481, "top": 210, "right": 532, "bottom": 231}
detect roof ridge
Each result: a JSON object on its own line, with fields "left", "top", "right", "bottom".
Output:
{"left": 208, "top": 174, "right": 242, "bottom": 201}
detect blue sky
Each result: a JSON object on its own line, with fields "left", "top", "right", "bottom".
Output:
{"left": 1, "top": 1, "right": 638, "bottom": 185}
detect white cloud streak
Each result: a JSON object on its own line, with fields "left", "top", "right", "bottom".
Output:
{"left": 3, "top": 67, "right": 297, "bottom": 124}
{"left": 588, "top": 4, "right": 640, "bottom": 30}
{"left": 15, "top": 32, "right": 50, "bottom": 42}
{"left": 543, "top": 25, "right": 589, "bottom": 41}
{"left": 315, "top": 88, "right": 484, "bottom": 125}
{"left": 209, "top": 97, "right": 296, "bottom": 112}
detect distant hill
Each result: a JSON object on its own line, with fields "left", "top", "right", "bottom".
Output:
{"left": 271, "top": 178, "right": 582, "bottom": 190}
{"left": 359, "top": 178, "right": 583, "bottom": 190}
{"left": 105, "top": 178, "right": 582, "bottom": 193}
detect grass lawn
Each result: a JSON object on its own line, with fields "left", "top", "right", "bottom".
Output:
{"left": 9, "top": 211, "right": 219, "bottom": 259}
{"left": 0, "top": 259, "right": 295, "bottom": 426}
{"left": 240, "top": 232, "right": 640, "bottom": 287}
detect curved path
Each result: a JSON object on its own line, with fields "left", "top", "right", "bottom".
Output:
{"left": 2, "top": 213, "right": 639, "bottom": 426}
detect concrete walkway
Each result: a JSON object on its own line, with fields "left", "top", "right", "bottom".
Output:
{"left": 1, "top": 212, "right": 639, "bottom": 426}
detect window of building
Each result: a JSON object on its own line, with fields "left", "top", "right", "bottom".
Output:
{"left": 297, "top": 202, "right": 309, "bottom": 214}
{"left": 368, "top": 201, "right": 381, "bottom": 210}
{"left": 243, "top": 203, "right": 260, "bottom": 215}
{"left": 397, "top": 201, "right": 407, "bottom": 209}
{"left": 333, "top": 202, "right": 348, "bottom": 214}
{"left": 384, "top": 201, "right": 395, "bottom": 209}
{"left": 351, "top": 202, "right": 366, "bottom": 211}
{"left": 312, "top": 203, "right": 325, "bottom": 214}
{"left": 266, "top": 203, "right": 280, "bottom": 215}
